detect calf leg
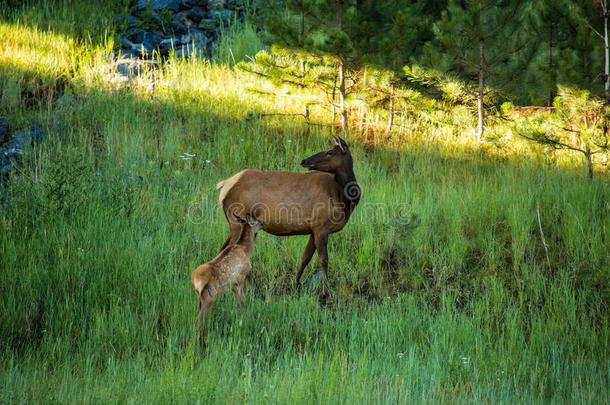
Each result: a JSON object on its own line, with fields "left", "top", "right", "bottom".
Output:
{"left": 194, "top": 292, "right": 214, "bottom": 345}
{"left": 232, "top": 283, "right": 246, "bottom": 313}
{"left": 295, "top": 234, "right": 316, "bottom": 286}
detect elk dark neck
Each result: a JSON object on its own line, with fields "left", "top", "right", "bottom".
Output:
{"left": 334, "top": 168, "right": 360, "bottom": 211}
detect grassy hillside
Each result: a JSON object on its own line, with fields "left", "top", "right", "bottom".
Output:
{"left": 1, "top": 2, "right": 608, "bottom": 403}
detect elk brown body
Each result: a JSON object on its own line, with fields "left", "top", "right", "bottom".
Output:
{"left": 216, "top": 136, "right": 360, "bottom": 297}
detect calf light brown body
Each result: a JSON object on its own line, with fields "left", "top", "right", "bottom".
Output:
{"left": 216, "top": 137, "right": 360, "bottom": 296}
{"left": 191, "top": 215, "right": 263, "bottom": 335}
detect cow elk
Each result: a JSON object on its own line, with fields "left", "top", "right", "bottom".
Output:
{"left": 191, "top": 214, "right": 263, "bottom": 337}
{"left": 215, "top": 136, "right": 360, "bottom": 297}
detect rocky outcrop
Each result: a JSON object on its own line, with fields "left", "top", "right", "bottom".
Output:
{"left": 0, "top": 121, "right": 45, "bottom": 177}
{"left": 116, "top": 0, "right": 245, "bottom": 60}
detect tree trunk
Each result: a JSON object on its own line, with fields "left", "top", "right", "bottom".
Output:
{"left": 604, "top": 8, "right": 610, "bottom": 103}
{"left": 385, "top": 84, "right": 394, "bottom": 135}
{"left": 339, "top": 60, "right": 347, "bottom": 133}
{"left": 477, "top": 38, "right": 485, "bottom": 142}
{"left": 359, "top": 68, "right": 367, "bottom": 131}
{"left": 548, "top": 19, "right": 556, "bottom": 107}
{"left": 476, "top": 0, "right": 485, "bottom": 142}
{"left": 585, "top": 147, "right": 594, "bottom": 179}
{"left": 337, "top": 0, "right": 347, "bottom": 133}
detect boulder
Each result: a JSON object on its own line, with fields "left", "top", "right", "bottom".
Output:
{"left": 174, "top": 41, "right": 207, "bottom": 59}
{"left": 0, "top": 127, "right": 45, "bottom": 176}
{"left": 209, "top": 0, "right": 225, "bottom": 9}
{"left": 129, "top": 31, "right": 164, "bottom": 51}
{"left": 208, "top": 9, "right": 231, "bottom": 22}
{"left": 137, "top": 0, "right": 181, "bottom": 11}
{"left": 158, "top": 36, "right": 181, "bottom": 53}
{"left": 116, "top": 57, "right": 145, "bottom": 78}
{"left": 57, "top": 93, "right": 75, "bottom": 107}
{"left": 185, "top": 28, "right": 209, "bottom": 44}
{"left": 180, "top": 0, "right": 208, "bottom": 9}
{"left": 199, "top": 18, "right": 217, "bottom": 32}
{"left": 172, "top": 10, "right": 195, "bottom": 32}
{"left": 187, "top": 6, "right": 206, "bottom": 23}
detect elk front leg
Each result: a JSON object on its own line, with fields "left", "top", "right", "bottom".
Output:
{"left": 313, "top": 230, "right": 329, "bottom": 297}
{"left": 295, "top": 234, "right": 316, "bottom": 286}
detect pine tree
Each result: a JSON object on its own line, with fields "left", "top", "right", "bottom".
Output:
{"left": 424, "top": 0, "right": 527, "bottom": 142}
{"left": 516, "top": 86, "right": 609, "bottom": 178}
{"left": 556, "top": 1, "right": 601, "bottom": 94}
{"left": 523, "top": 0, "right": 571, "bottom": 106}
{"left": 355, "top": 0, "right": 440, "bottom": 134}
{"left": 256, "top": 0, "right": 358, "bottom": 133}
{"left": 569, "top": 0, "right": 609, "bottom": 100}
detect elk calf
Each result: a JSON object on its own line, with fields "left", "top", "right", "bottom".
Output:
{"left": 191, "top": 214, "right": 263, "bottom": 336}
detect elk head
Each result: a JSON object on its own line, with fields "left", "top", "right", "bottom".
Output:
{"left": 300, "top": 136, "right": 353, "bottom": 174}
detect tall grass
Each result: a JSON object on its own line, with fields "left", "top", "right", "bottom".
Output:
{"left": 0, "top": 1, "right": 608, "bottom": 403}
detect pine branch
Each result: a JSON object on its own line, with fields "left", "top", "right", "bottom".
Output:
{"left": 485, "top": 0, "right": 525, "bottom": 39}
{"left": 585, "top": 19, "right": 605, "bottom": 40}
{"left": 239, "top": 66, "right": 307, "bottom": 88}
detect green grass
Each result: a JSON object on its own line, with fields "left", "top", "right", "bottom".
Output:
{"left": 1, "top": 1, "right": 609, "bottom": 403}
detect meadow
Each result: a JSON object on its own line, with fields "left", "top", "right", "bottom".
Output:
{"left": 0, "top": 2, "right": 608, "bottom": 403}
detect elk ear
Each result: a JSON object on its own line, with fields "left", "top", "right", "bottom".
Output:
{"left": 333, "top": 136, "right": 346, "bottom": 153}
{"left": 233, "top": 213, "right": 247, "bottom": 224}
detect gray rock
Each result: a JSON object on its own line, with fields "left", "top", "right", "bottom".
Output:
{"left": 126, "top": 14, "right": 141, "bottom": 25}
{"left": 0, "top": 117, "right": 8, "bottom": 145}
{"left": 208, "top": 9, "right": 231, "bottom": 22}
{"left": 57, "top": 93, "right": 75, "bottom": 107}
{"left": 129, "top": 31, "right": 164, "bottom": 50}
{"left": 137, "top": 0, "right": 181, "bottom": 11}
{"left": 158, "top": 36, "right": 181, "bottom": 53}
{"left": 187, "top": 6, "right": 206, "bottom": 23}
{"left": 121, "top": 36, "right": 136, "bottom": 49}
{"left": 0, "top": 127, "right": 45, "bottom": 176}
{"left": 209, "top": 0, "right": 225, "bottom": 9}
{"left": 199, "top": 18, "right": 217, "bottom": 32}
{"left": 174, "top": 41, "right": 207, "bottom": 58}
{"left": 116, "top": 13, "right": 141, "bottom": 25}
{"left": 116, "top": 58, "right": 144, "bottom": 77}
{"left": 180, "top": 0, "right": 208, "bottom": 9}
{"left": 189, "top": 28, "right": 209, "bottom": 42}
{"left": 172, "top": 10, "right": 195, "bottom": 33}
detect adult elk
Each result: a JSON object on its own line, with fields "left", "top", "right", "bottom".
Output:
{"left": 215, "top": 136, "right": 360, "bottom": 297}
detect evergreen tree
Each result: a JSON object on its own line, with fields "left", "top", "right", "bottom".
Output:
{"left": 516, "top": 86, "right": 609, "bottom": 178}
{"left": 523, "top": 0, "right": 571, "bottom": 106}
{"left": 355, "top": 0, "right": 440, "bottom": 134}
{"left": 557, "top": 0, "right": 602, "bottom": 94}
{"left": 569, "top": 0, "right": 609, "bottom": 100}
{"left": 423, "top": 0, "right": 527, "bottom": 141}
{"left": 257, "top": 0, "right": 358, "bottom": 133}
